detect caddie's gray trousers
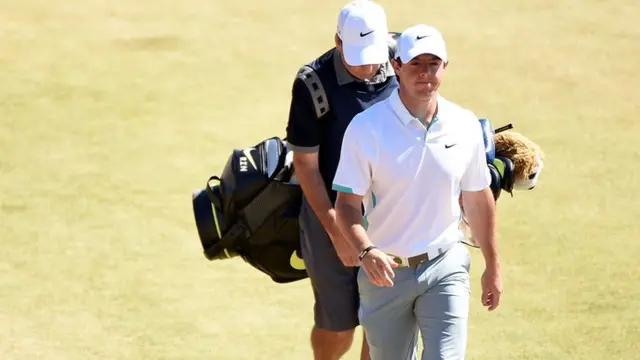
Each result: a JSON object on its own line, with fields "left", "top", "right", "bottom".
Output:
{"left": 357, "top": 242, "right": 472, "bottom": 360}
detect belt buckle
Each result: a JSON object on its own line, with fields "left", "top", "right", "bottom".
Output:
{"left": 391, "top": 242, "right": 458, "bottom": 268}
{"left": 408, "top": 253, "right": 429, "bottom": 267}
{"left": 391, "top": 256, "right": 408, "bottom": 267}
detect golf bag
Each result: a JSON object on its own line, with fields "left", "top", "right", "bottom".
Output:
{"left": 191, "top": 136, "right": 308, "bottom": 284}
{"left": 480, "top": 118, "right": 517, "bottom": 201}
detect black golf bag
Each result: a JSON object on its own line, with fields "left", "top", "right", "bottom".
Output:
{"left": 191, "top": 136, "right": 308, "bottom": 284}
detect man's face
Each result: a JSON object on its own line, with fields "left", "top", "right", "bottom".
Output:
{"left": 344, "top": 62, "right": 380, "bottom": 81}
{"left": 393, "top": 54, "right": 447, "bottom": 99}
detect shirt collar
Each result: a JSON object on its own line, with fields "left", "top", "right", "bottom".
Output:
{"left": 388, "top": 89, "right": 442, "bottom": 127}
{"left": 333, "top": 49, "right": 395, "bottom": 86}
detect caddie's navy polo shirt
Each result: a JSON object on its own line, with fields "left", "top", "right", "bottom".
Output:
{"left": 285, "top": 48, "right": 399, "bottom": 204}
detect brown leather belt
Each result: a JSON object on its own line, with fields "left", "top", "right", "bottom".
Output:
{"left": 391, "top": 252, "right": 431, "bottom": 267}
{"left": 388, "top": 241, "right": 459, "bottom": 268}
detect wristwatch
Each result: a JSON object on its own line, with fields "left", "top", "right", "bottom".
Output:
{"left": 358, "top": 245, "right": 377, "bottom": 261}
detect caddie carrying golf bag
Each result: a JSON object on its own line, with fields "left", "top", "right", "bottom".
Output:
{"left": 191, "top": 136, "right": 308, "bottom": 284}
{"left": 189, "top": 32, "right": 404, "bottom": 284}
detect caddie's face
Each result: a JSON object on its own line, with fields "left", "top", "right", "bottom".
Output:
{"left": 346, "top": 63, "right": 381, "bottom": 81}
{"left": 393, "top": 54, "right": 446, "bottom": 99}
{"left": 335, "top": 35, "right": 382, "bottom": 81}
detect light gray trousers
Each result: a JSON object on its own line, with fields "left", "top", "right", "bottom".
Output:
{"left": 357, "top": 242, "right": 472, "bottom": 360}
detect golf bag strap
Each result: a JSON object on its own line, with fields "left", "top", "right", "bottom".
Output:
{"left": 204, "top": 175, "right": 247, "bottom": 251}
{"left": 219, "top": 222, "right": 248, "bottom": 247}
{"left": 237, "top": 180, "right": 295, "bottom": 244}
{"left": 297, "top": 65, "right": 329, "bottom": 119}
{"left": 296, "top": 33, "right": 401, "bottom": 122}
{"left": 209, "top": 180, "right": 294, "bottom": 250}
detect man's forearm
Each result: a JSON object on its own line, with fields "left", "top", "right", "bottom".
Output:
{"left": 462, "top": 188, "right": 499, "bottom": 266}
{"left": 295, "top": 165, "right": 341, "bottom": 237}
{"left": 335, "top": 198, "right": 372, "bottom": 252}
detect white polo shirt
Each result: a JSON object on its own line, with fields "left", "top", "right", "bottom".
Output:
{"left": 332, "top": 89, "right": 491, "bottom": 257}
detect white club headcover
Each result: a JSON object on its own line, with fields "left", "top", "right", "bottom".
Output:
{"left": 282, "top": 141, "right": 299, "bottom": 185}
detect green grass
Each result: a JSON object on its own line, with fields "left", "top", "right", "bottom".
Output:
{"left": 1, "top": 0, "right": 639, "bottom": 359}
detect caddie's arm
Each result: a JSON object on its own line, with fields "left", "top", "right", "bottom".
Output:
{"left": 285, "top": 76, "right": 342, "bottom": 239}
{"left": 332, "top": 117, "right": 375, "bottom": 252}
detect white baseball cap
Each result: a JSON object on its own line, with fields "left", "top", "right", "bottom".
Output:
{"left": 336, "top": 1, "right": 390, "bottom": 66}
{"left": 397, "top": 24, "right": 448, "bottom": 64}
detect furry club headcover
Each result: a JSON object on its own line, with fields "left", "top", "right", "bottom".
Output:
{"left": 460, "top": 124, "right": 545, "bottom": 247}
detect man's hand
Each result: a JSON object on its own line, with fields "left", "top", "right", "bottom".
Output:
{"left": 329, "top": 231, "right": 360, "bottom": 267}
{"left": 481, "top": 263, "right": 503, "bottom": 311}
{"left": 293, "top": 151, "right": 359, "bottom": 266}
{"left": 361, "top": 248, "right": 399, "bottom": 287}
{"left": 334, "top": 191, "right": 387, "bottom": 272}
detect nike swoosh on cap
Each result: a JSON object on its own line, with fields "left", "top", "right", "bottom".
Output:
{"left": 360, "top": 30, "right": 374, "bottom": 37}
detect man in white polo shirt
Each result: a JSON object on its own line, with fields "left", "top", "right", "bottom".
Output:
{"left": 332, "top": 23, "right": 503, "bottom": 359}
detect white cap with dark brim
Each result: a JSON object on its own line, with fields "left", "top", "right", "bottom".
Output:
{"left": 337, "top": 1, "right": 390, "bottom": 66}
{"left": 397, "top": 24, "right": 448, "bottom": 64}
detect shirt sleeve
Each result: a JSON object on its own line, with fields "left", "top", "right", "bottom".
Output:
{"left": 331, "top": 116, "right": 373, "bottom": 196}
{"left": 285, "top": 75, "right": 321, "bottom": 153}
{"left": 460, "top": 116, "right": 492, "bottom": 192}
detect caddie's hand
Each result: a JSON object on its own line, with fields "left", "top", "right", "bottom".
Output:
{"left": 329, "top": 232, "right": 360, "bottom": 267}
{"left": 361, "top": 248, "right": 399, "bottom": 287}
{"left": 481, "top": 264, "right": 503, "bottom": 311}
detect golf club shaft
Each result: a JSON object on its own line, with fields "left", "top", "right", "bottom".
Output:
{"left": 494, "top": 123, "right": 514, "bottom": 134}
